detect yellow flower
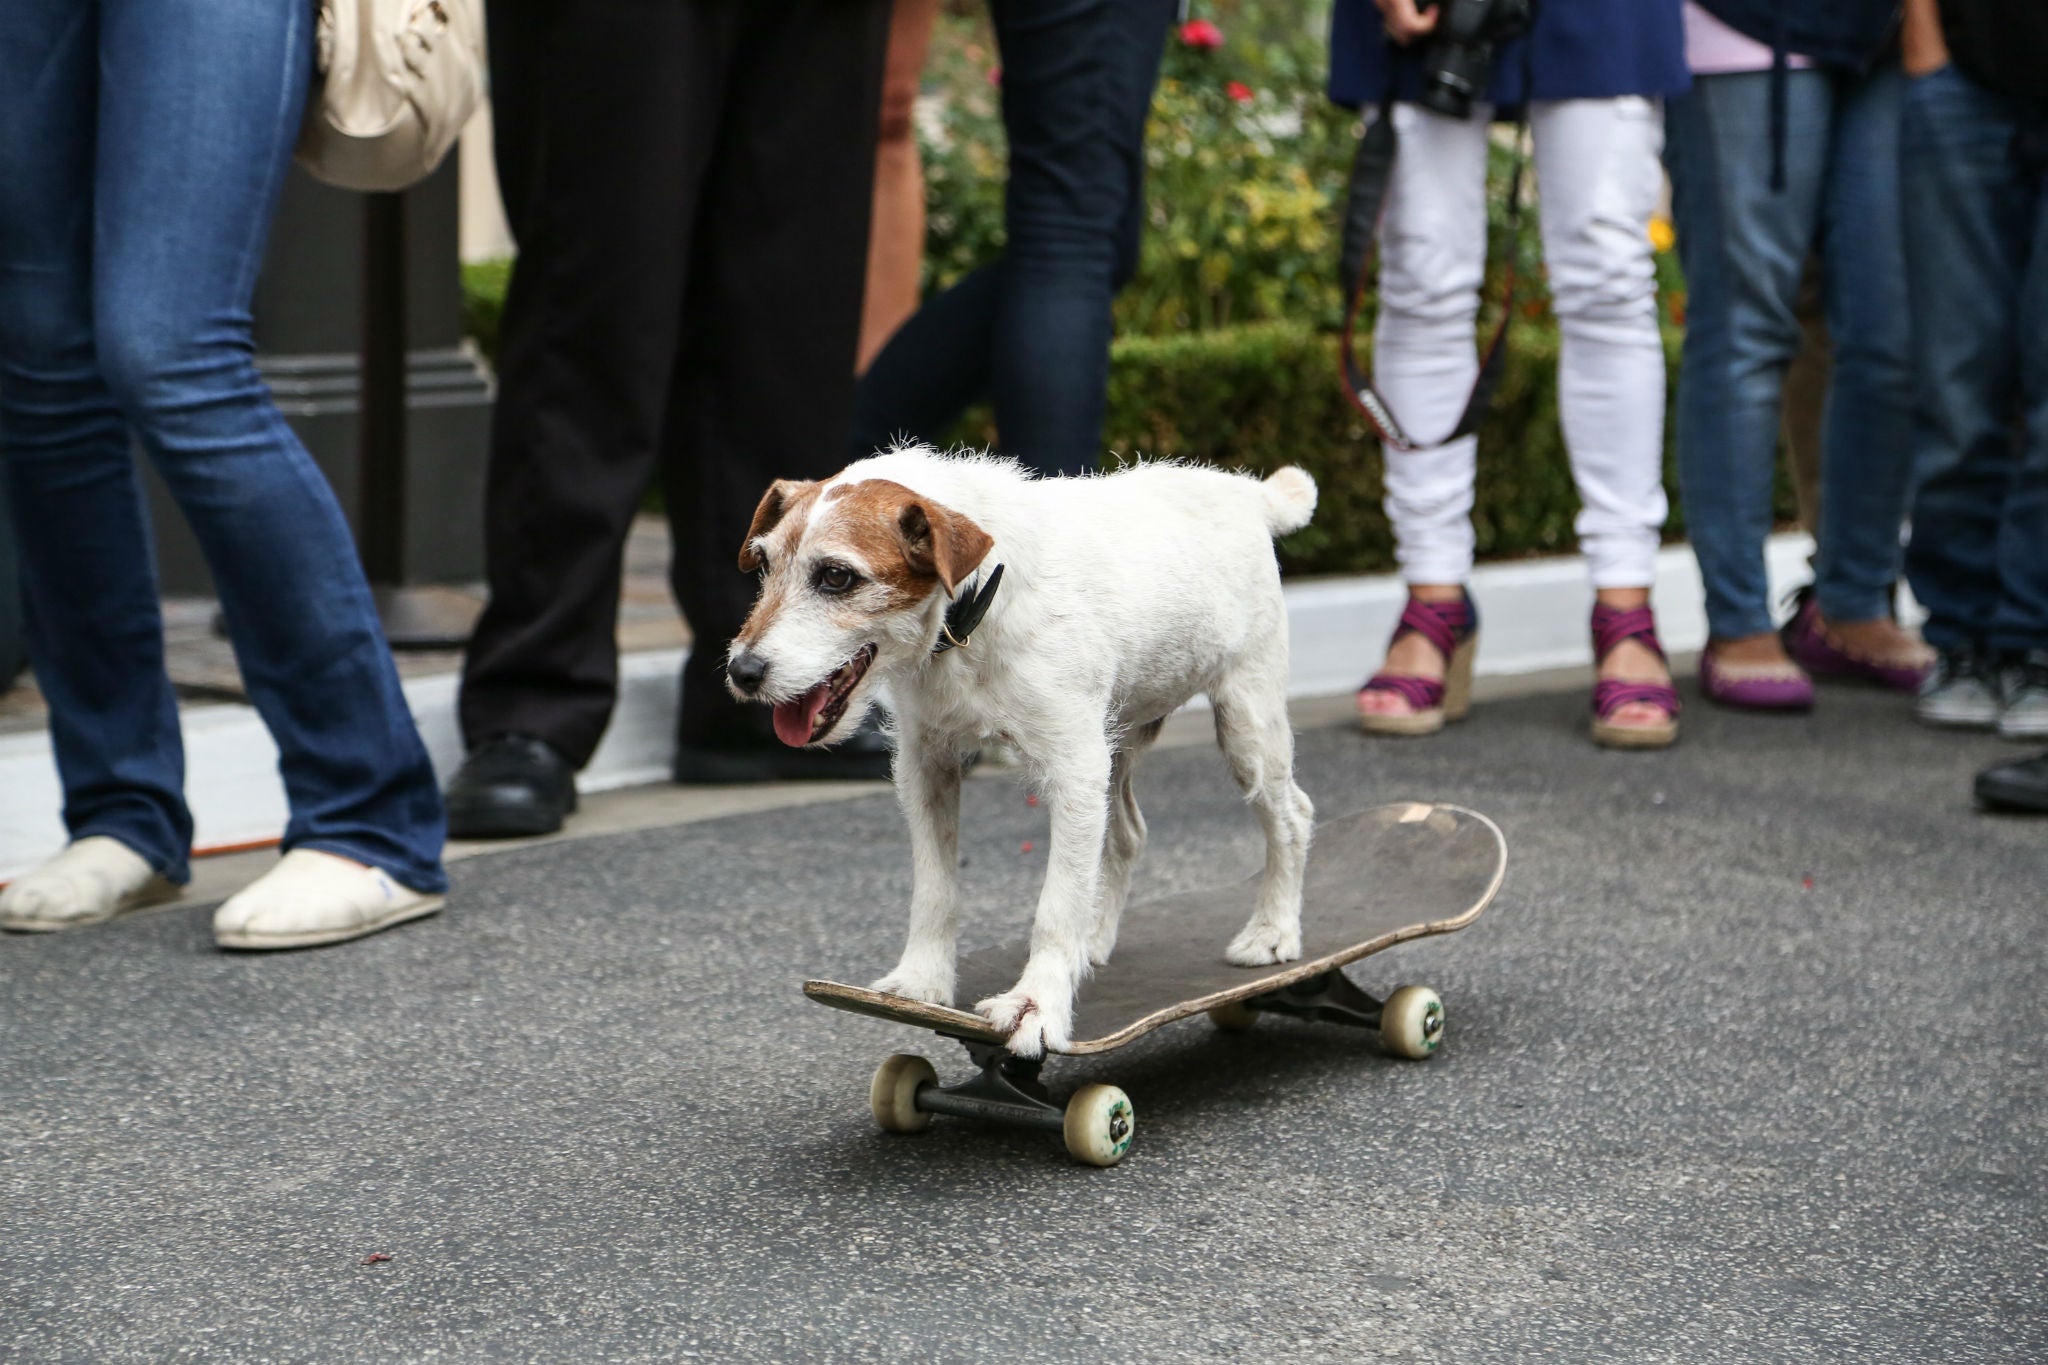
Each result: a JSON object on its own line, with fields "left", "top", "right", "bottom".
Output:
{"left": 1647, "top": 215, "right": 1676, "bottom": 253}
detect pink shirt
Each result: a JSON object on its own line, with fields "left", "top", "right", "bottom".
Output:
{"left": 1682, "top": 2, "right": 1811, "bottom": 75}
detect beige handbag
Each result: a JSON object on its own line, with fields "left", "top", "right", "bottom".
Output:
{"left": 295, "top": 0, "right": 486, "bottom": 193}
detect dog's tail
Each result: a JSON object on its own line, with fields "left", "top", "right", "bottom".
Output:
{"left": 1259, "top": 466, "right": 1318, "bottom": 536}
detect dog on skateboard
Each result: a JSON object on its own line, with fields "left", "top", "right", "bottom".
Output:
{"left": 726, "top": 444, "right": 1318, "bottom": 1057}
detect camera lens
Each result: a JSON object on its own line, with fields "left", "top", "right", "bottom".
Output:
{"left": 1420, "top": 71, "right": 1476, "bottom": 119}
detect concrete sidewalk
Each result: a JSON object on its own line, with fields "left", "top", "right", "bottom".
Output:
{"left": 3, "top": 683, "right": 2041, "bottom": 1362}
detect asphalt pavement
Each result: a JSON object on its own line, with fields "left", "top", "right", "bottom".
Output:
{"left": 3, "top": 683, "right": 2043, "bottom": 1362}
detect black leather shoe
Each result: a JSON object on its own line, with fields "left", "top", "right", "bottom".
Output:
{"left": 673, "top": 713, "right": 896, "bottom": 785}
{"left": 444, "top": 733, "right": 579, "bottom": 838}
{"left": 1975, "top": 750, "right": 2048, "bottom": 814}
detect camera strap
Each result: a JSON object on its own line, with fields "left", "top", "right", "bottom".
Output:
{"left": 1337, "top": 73, "right": 1530, "bottom": 453}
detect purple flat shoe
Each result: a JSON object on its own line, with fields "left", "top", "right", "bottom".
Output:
{"left": 1699, "top": 647, "right": 1815, "bottom": 711}
{"left": 1781, "top": 591, "right": 1933, "bottom": 693}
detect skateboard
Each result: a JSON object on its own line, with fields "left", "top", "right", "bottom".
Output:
{"left": 805, "top": 801, "right": 1507, "bottom": 1167}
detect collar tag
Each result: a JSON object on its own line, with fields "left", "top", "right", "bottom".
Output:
{"left": 933, "top": 563, "right": 1004, "bottom": 655}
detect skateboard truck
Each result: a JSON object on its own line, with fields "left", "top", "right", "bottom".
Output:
{"left": 870, "top": 1037, "right": 1137, "bottom": 1167}
{"left": 1212, "top": 970, "right": 1446, "bottom": 1059}
{"left": 913, "top": 1040, "right": 1065, "bottom": 1135}
{"left": 1240, "top": 969, "right": 1385, "bottom": 1030}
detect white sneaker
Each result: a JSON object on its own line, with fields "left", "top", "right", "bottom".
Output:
{"left": 0, "top": 836, "right": 180, "bottom": 933}
{"left": 213, "top": 849, "right": 444, "bottom": 951}
{"left": 1917, "top": 649, "right": 2001, "bottom": 730}
{"left": 1999, "top": 652, "right": 2048, "bottom": 741}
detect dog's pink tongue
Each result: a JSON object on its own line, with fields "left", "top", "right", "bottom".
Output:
{"left": 772, "top": 683, "right": 831, "bottom": 747}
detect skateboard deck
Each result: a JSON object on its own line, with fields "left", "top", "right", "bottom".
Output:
{"left": 806, "top": 801, "right": 1505, "bottom": 1054}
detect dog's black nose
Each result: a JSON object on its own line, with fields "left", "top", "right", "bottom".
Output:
{"left": 728, "top": 649, "right": 769, "bottom": 694}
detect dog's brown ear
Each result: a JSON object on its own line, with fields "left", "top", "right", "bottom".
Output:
{"left": 738, "top": 480, "right": 818, "bottom": 572}
{"left": 898, "top": 498, "right": 993, "bottom": 595}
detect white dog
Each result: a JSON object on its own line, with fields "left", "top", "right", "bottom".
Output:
{"left": 727, "top": 445, "right": 1318, "bottom": 1057}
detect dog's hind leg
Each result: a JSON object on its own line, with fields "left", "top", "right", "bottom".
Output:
{"left": 1212, "top": 665, "right": 1315, "bottom": 966}
{"left": 870, "top": 728, "right": 966, "bottom": 1005}
{"left": 1088, "top": 725, "right": 1158, "bottom": 966}
{"left": 976, "top": 729, "right": 1113, "bottom": 1058}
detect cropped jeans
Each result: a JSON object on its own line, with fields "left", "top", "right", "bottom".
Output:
{"left": 851, "top": 0, "right": 1179, "bottom": 476}
{"left": 1664, "top": 66, "right": 1914, "bottom": 642}
{"left": 0, "top": 0, "right": 446, "bottom": 890}
{"left": 1900, "top": 65, "right": 2048, "bottom": 656}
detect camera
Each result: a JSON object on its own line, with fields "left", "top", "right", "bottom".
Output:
{"left": 1415, "top": 0, "right": 1534, "bottom": 120}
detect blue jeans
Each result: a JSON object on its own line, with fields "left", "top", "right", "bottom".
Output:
{"left": 0, "top": 0, "right": 446, "bottom": 891}
{"left": 851, "top": 0, "right": 1177, "bottom": 476}
{"left": 1900, "top": 66, "right": 2048, "bottom": 656}
{"left": 1665, "top": 66, "right": 1914, "bottom": 641}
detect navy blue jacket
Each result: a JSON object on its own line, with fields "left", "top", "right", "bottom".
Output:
{"left": 1328, "top": 0, "right": 1690, "bottom": 110}
{"left": 1693, "top": 0, "right": 1900, "bottom": 71}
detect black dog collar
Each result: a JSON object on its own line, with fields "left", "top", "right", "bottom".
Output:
{"left": 933, "top": 563, "right": 1004, "bottom": 655}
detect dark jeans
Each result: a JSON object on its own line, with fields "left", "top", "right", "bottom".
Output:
{"left": 851, "top": 0, "right": 1178, "bottom": 476}
{"left": 1664, "top": 66, "right": 1914, "bottom": 641}
{"left": 1901, "top": 66, "right": 2048, "bottom": 655}
{"left": 0, "top": 0, "right": 446, "bottom": 891}
{"left": 461, "top": 0, "right": 890, "bottom": 763}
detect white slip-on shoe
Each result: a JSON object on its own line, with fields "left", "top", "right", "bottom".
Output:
{"left": 0, "top": 836, "right": 180, "bottom": 933}
{"left": 213, "top": 849, "right": 444, "bottom": 951}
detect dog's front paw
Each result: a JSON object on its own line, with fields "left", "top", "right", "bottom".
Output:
{"left": 870, "top": 963, "right": 955, "bottom": 1006}
{"left": 1225, "top": 919, "right": 1302, "bottom": 967}
{"left": 974, "top": 988, "right": 1073, "bottom": 1059}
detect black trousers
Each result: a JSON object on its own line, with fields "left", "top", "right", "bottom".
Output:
{"left": 461, "top": 0, "right": 890, "bottom": 766}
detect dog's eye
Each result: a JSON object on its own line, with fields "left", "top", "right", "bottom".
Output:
{"left": 814, "top": 563, "right": 861, "bottom": 595}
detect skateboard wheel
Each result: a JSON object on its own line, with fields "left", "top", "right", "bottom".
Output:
{"left": 1379, "top": 985, "right": 1445, "bottom": 1059}
{"left": 1062, "top": 1084, "right": 1136, "bottom": 1167}
{"left": 870, "top": 1053, "right": 937, "bottom": 1134}
{"left": 1207, "top": 1001, "right": 1259, "bottom": 1032}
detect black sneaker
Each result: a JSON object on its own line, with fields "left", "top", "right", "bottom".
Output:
{"left": 1916, "top": 646, "right": 2001, "bottom": 730}
{"left": 1975, "top": 750, "right": 2048, "bottom": 813}
{"left": 444, "top": 733, "right": 579, "bottom": 839}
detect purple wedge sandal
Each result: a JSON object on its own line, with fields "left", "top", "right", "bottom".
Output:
{"left": 1358, "top": 593, "right": 1479, "bottom": 737}
{"left": 1590, "top": 603, "right": 1681, "bottom": 749}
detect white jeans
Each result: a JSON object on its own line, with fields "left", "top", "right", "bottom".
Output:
{"left": 1373, "top": 97, "right": 1669, "bottom": 588}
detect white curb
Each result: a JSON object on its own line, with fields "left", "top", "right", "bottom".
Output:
{"left": 0, "top": 534, "right": 1822, "bottom": 879}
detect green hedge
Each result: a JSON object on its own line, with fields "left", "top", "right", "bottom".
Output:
{"left": 461, "top": 265, "right": 1787, "bottom": 579}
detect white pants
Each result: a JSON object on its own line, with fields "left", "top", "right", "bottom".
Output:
{"left": 1373, "top": 97, "right": 1669, "bottom": 588}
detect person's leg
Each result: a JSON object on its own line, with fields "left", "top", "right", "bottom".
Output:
{"left": 91, "top": 0, "right": 445, "bottom": 896}
{"left": 1530, "top": 95, "right": 1678, "bottom": 739}
{"left": 0, "top": 0, "right": 193, "bottom": 887}
{"left": 1353, "top": 101, "right": 1489, "bottom": 725}
{"left": 1993, "top": 132, "right": 2048, "bottom": 661}
{"left": 666, "top": 0, "right": 891, "bottom": 766}
{"left": 859, "top": 0, "right": 943, "bottom": 372}
{"left": 981, "top": 0, "right": 1177, "bottom": 475}
{"left": 458, "top": 0, "right": 724, "bottom": 773}
{"left": 1372, "top": 102, "right": 1489, "bottom": 587}
{"left": 850, "top": 262, "right": 1002, "bottom": 460}
{"left": 1810, "top": 67, "right": 1923, "bottom": 646}
{"left": 1665, "top": 71, "right": 1828, "bottom": 684}
{"left": 1900, "top": 67, "right": 2030, "bottom": 659}
{"left": 1665, "top": 72, "right": 1831, "bottom": 711}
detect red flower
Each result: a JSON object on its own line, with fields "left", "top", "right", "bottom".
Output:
{"left": 1226, "top": 80, "right": 1254, "bottom": 104}
{"left": 1179, "top": 18, "right": 1224, "bottom": 50}
{"left": 987, "top": 65, "right": 1002, "bottom": 87}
